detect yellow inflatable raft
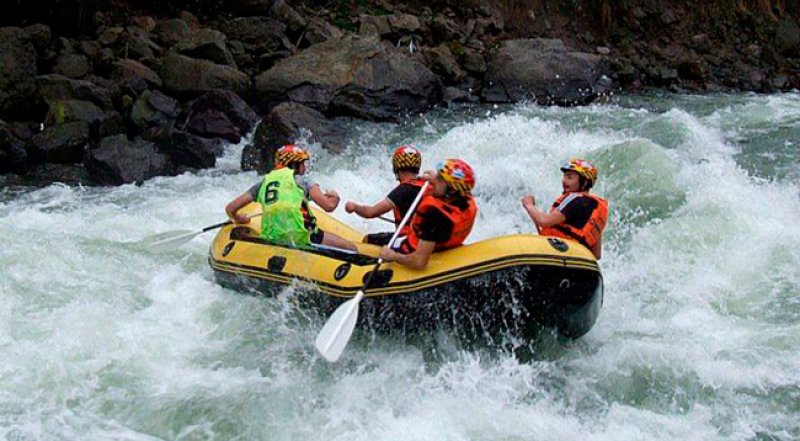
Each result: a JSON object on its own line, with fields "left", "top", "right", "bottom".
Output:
{"left": 208, "top": 204, "right": 603, "bottom": 339}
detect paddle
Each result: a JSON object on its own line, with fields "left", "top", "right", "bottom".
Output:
{"left": 315, "top": 182, "right": 430, "bottom": 362}
{"left": 144, "top": 213, "right": 262, "bottom": 252}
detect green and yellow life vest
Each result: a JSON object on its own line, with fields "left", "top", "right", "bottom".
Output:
{"left": 256, "top": 167, "right": 313, "bottom": 246}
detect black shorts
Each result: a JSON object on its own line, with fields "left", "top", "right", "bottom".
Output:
{"left": 363, "top": 232, "right": 393, "bottom": 245}
{"left": 310, "top": 229, "right": 324, "bottom": 244}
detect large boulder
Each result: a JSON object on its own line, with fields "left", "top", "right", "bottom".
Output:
{"left": 44, "top": 100, "right": 123, "bottom": 138}
{"left": 86, "top": 135, "right": 171, "bottom": 185}
{"left": 215, "top": 16, "right": 292, "bottom": 55}
{"left": 482, "top": 39, "right": 608, "bottom": 105}
{"left": 174, "top": 29, "right": 236, "bottom": 67}
{"left": 0, "top": 26, "right": 42, "bottom": 119}
{"left": 148, "top": 127, "right": 220, "bottom": 170}
{"left": 28, "top": 121, "right": 90, "bottom": 164}
{"left": 51, "top": 53, "right": 91, "bottom": 79}
{"left": 186, "top": 89, "right": 257, "bottom": 136}
{"left": 130, "top": 89, "right": 180, "bottom": 132}
{"left": 111, "top": 59, "right": 162, "bottom": 95}
{"left": 242, "top": 102, "right": 351, "bottom": 172}
{"left": 254, "top": 36, "right": 442, "bottom": 121}
{"left": 185, "top": 108, "right": 241, "bottom": 143}
{"left": 154, "top": 18, "right": 193, "bottom": 47}
{"left": 775, "top": 19, "right": 800, "bottom": 57}
{"left": 304, "top": 18, "right": 345, "bottom": 45}
{"left": 37, "top": 74, "right": 114, "bottom": 110}
{"left": 161, "top": 52, "right": 251, "bottom": 99}
{"left": 0, "top": 120, "right": 28, "bottom": 173}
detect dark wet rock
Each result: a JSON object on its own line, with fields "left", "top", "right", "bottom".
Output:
{"left": 482, "top": 38, "right": 608, "bottom": 105}
{"left": 24, "top": 163, "right": 89, "bottom": 185}
{"left": 775, "top": 18, "right": 800, "bottom": 57}
{"left": 52, "top": 53, "right": 91, "bottom": 79}
{"left": 444, "top": 86, "right": 470, "bottom": 103}
{"left": 388, "top": 14, "right": 421, "bottom": 35}
{"left": 120, "top": 26, "right": 162, "bottom": 61}
{"left": 155, "top": 129, "right": 220, "bottom": 170}
{"left": 304, "top": 18, "right": 345, "bottom": 45}
{"left": 43, "top": 100, "right": 123, "bottom": 138}
{"left": 269, "top": 0, "right": 306, "bottom": 35}
{"left": 44, "top": 100, "right": 103, "bottom": 127}
{"left": 186, "top": 90, "right": 257, "bottom": 137}
{"left": 242, "top": 102, "right": 351, "bottom": 172}
{"left": 424, "top": 44, "right": 466, "bottom": 84}
{"left": 0, "top": 120, "right": 28, "bottom": 173}
{"left": 431, "top": 15, "right": 463, "bottom": 42}
{"left": 227, "top": 0, "right": 274, "bottom": 16}
{"left": 110, "top": 59, "right": 163, "bottom": 95}
{"left": 255, "top": 35, "right": 442, "bottom": 122}
{"left": 216, "top": 17, "right": 292, "bottom": 54}
{"left": 98, "top": 27, "right": 124, "bottom": 46}
{"left": 174, "top": 29, "right": 236, "bottom": 67}
{"left": 460, "top": 48, "right": 486, "bottom": 75}
{"left": 185, "top": 108, "right": 240, "bottom": 143}
{"left": 154, "top": 18, "right": 193, "bottom": 47}
{"left": 359, "top": 15, "right": 391, "bottom": 37}
{"left": 130, "top": 90, "right": 180, "bottom": 131}
{"left": 161, "top": 52, "right": 250, "bottom": 99}
{"left": 0, "top": 27, "right": 40, "bottom": 119}
{"left": 37, "top": 74, "right": 114, "bottom": 110}
{"left": 28, "top": 121, "right": 90, "bottom": 164}
{"left": 691, "top": 34, "right": 712, "bottom": 54}
{"left": 86, "top": 134, "right": 171, "bottom": 185}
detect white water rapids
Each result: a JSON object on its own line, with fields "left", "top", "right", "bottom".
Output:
{"left": 1, "top": 93, "right": 799, "bottom": 440}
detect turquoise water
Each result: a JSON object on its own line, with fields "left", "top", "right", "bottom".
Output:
{"left": 1, "top": 93, "right": 799, "bottom": 440}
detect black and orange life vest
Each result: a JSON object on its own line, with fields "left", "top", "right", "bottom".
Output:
{"left": 399, "top": 194, "right": 478, "bottom": 254}
{"left": 392, "top": 178, "right": 427, "bottom": 224}
{"left": 539, "top": 192, "right": 609, "bottom": 249}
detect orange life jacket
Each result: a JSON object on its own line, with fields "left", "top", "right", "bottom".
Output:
{"left": 539, "top": 192, "right": 608, "bottom": 249}
{"left": 399, "top": 194, "right": 477, "bottom": 254}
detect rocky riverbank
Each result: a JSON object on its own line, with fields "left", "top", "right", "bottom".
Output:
{"left": 2, "top": 0, "right": 799, "bottom": 186}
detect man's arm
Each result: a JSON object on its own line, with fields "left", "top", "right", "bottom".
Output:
{"left": 226, "top": 192, "right": 254, "bottom": 224}
{"left": 345, "top": 198, "right": 395, "bottom": 218}
{"left": 309, "top": 184, "right": 340, "bottom": 212}
{"left": 521, "top": 196, "right": 565, "bottom": 229}
{"left": 379, "top": 239, "right": 436, "bottom": 270}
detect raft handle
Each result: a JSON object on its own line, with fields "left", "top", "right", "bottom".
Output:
{"left": 334, "top": 263, "right": 351, "bottom": 281}
{"left": 267, "top": 256, "right": 287, "bottom": 273}
{"left": 362, "top": 269, "right": 393, "bottom": 289}
{"left": 547, "top": 238, "right": 569, "bottom": 253}
{"left": 222, "top": 242, "right": 236, "bottom": 257}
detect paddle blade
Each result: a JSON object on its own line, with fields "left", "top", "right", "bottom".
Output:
{"left": 145, "top": 230, "right": 200, "bottom": 252}
{"left": 315, "top": 291, "right": 364, "bottom": 362}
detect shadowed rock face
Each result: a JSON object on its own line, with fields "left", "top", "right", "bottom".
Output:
{"left": 483, "top": 39, "right": 608, "bottom": 105}
{"left": 161, "top": 52, "right": 251, "bottom": 100}
{"left": 85, "top": 134, "right": 171, "bottom": 185}
{"left": 0, "top": 27, "right": 42, "bottom": 120}
{"left": 241, "top": 102, "right": 353, "bottom": 172}
{"left": 255, "top": 35, "right": 442, "bottom": 122}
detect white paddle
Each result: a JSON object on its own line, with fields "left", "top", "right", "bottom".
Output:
{"left": 314, "top": 181, "right": 429, "bottom": 362}
{"left": 144, "top": 213, "right": 261, "bottom": 252}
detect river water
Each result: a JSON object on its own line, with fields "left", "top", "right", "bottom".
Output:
{"left": 1, "top": 93, "right": 799, "bottom": 440}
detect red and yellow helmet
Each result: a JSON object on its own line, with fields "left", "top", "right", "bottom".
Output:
{"left": 560, "top": 158, "right": 598, "bottom": 187}
{"left": 437, "top": 159, "right": 476, "bottom": 196}
{"left": 275, "top": 144, "right": 310, "bottom": 167}
{"left": 392, "top": 145, "right": 422, "bottom": 173}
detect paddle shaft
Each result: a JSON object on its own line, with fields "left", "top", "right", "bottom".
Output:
{"left": 359, "top": 181, "right": 429, "bottom": 292}
{"left": 314, "top": 181, "right": 429, "bottom": 361}
{"left": 203, "top": 219, "right": 233, "bottom": 232}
